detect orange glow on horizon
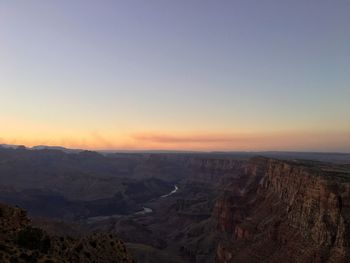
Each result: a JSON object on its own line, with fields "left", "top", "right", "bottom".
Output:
{"left": 1, "top": 130, "right": 349, "bottom": 152}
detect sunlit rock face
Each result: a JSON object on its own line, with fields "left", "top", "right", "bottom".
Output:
{"left": 215, "top": 158, "right": 350, "bottom": 263}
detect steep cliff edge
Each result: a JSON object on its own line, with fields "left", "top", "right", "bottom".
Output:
{"left": 0, "top": 203, "right": 134, "bottom": 263}
{"left": 215, "top": 157, "right": 350, "bottom": 263}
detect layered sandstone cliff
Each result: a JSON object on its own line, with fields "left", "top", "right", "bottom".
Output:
{"left": 215, "top": 157, "right": 350, "bottom": 263}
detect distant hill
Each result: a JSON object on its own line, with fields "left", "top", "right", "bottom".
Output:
{"left": 31, "top": 145, "right": 82, "bottom": 153}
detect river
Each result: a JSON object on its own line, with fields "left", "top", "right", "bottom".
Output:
{"left": 161, "top": 185, "right": 178, "bottom": 198}
{"left": 135, "top": 184, "right": 179, "bottom": 214}
{"left": 86, "top": 184, "right": 179, "bottom": 223}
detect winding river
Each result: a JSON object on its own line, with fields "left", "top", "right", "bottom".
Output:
{"left": 86, "top": 184, "right": 179, "bottom": 223}
{"left": 134, "top": 184, "right": 179, "bottom": 214}
{"left": 161, "top": 185, "right": 179, "bottom": 198}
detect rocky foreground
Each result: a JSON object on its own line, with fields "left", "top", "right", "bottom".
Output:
{"left": 0, "top": 203, "right": 134, "bottom": 263}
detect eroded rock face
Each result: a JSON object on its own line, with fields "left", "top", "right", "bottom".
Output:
{"left": 188, "top": 158, "right": 246, "bottom": 183}
{"left": 0, "top": 203, "right": 134, "bottom": 263}
{"left": 215, "top": 158, "right": 350, "bottom": 263}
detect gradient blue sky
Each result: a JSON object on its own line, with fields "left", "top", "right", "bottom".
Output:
{"left": 0, "top": 1, "right": 349, "bottom": 151}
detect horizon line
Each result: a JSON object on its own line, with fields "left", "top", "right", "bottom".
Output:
{"left": 1, "top": 143, "right": 350, "bottom": 155}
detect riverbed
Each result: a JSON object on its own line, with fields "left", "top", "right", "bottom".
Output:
{"left": 86, "top": 184, "right": 179, "bottom": 223}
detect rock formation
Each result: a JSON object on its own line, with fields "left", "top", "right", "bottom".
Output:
{"left": 215, "top": 157, "right": 350, "bottom": 263}
{"left": 0, "top": 203, "right": 134, "bottom": 263}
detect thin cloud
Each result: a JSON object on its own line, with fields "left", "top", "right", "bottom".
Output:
{"left": 131, "top": 133, "right": 248, "bottom": 144}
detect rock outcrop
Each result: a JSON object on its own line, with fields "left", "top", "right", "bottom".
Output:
{"left": 188, "top": 158, "right": 246, "bottom": 183}
{"left": 215, "top": 157, "right": 350, "bottom": 263}
{"left": 0, "top": 203, "right": 134, "bottom": 263}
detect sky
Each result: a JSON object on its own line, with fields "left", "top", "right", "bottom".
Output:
{"left": 0, "top": 0, "right": 349, "bottom": 152}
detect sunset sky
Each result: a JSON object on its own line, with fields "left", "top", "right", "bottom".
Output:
{"left": 1, "top": 1, "right": 349, "bottom": 152}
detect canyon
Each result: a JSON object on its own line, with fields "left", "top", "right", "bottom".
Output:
{"left": 214, "top": 157, "right": 350, "bottom": 262}
{"left": 0, "top": 146, "right": 349, "bottom": 262}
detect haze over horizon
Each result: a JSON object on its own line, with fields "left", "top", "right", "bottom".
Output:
{"left": 1, "top": 1, "right": 350, "bottom": 152}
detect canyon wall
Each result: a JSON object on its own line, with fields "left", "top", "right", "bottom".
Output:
{"left": 215, "top": 157, "right": 350, "bottom": 263}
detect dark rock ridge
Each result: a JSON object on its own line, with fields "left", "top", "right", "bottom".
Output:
{"left": 0, "top": 203, "right": 134, "bottom": 262}
{"left": 215, "top": 157, "right": 350, "bottom": 263}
